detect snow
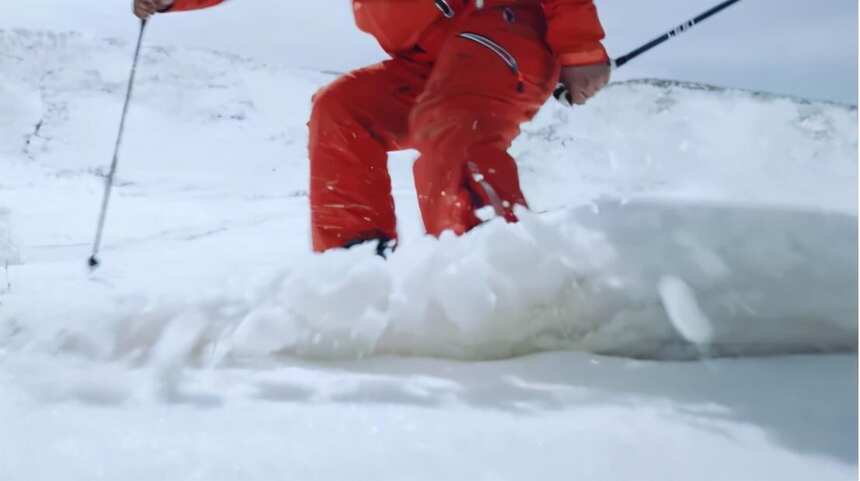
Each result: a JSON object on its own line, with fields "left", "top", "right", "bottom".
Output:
{"left": 1, "top": 353, "right": 856, "bottom": 481}
{"left": 659, "top": 275, "right": 714, "bottom": 345}
{"left": 0, "top": 208, "right": 20, "bottom": 267}
{"left": 0, "top": 28, "right": 857, "bottom": 481}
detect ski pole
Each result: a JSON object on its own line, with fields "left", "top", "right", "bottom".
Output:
{"left": 554, "top": 0, "right": 743, "bottom": 106}
{"left": 88, "top": 19, "right": 147, "bottom": 270}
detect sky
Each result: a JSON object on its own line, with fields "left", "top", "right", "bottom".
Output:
{"left": 0, "top": 0, "right": 857, "bottom": 104}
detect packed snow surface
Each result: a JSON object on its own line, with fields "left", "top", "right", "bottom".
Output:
{"left": 0, "top": 29, "right": 857, "bottom": 481}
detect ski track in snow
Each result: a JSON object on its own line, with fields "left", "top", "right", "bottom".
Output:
{"left": 0, "top": 29, "right": 857, "bottom": 481}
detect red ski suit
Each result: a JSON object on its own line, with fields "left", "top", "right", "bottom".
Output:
{"left": 167, "top": 0, "right": 608, "bottom": 251}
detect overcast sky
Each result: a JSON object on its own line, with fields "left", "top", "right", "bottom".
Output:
{"left": 2, "top": 0, "right": 857, "bottom": 103}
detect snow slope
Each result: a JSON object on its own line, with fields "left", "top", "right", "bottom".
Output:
{"left": 0, "top": 29, "right": 857, "bottom": 480}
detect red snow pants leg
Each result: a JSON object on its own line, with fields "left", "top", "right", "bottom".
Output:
{"left": 308, "top": 5, "right": 558, "bottom": 252}
{"left": 410, "top": 6, "right": 559, "bottom": 236}
{"left": 308, "top": 59, "right": 429, "bottom": 252}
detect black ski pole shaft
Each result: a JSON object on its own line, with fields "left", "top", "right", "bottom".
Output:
{"left": 554, "top": 0, "right": 743, "bottom": 105}
{"left": 88, "top": 19, "right": 147, "bottom": 270}
{"left": 614, "top": 0, "right": 742, "bottom": 69}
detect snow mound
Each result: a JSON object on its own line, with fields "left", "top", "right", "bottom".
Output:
{"left": 516, "top": 79, "right": 858, "bottom": 214}
{"left": 20, "top": 201, "right": 855, "bottom": 365}
{"left": 215, "top": 201, "right": 858, "bottom": 361}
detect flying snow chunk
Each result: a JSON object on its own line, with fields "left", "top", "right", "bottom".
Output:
{"left": 659, "top": 275, "right": 714, "bottom": 345}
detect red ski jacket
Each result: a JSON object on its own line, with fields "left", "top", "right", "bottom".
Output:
{"left": 166, "top": 0, "right": 608, "bottom": 66}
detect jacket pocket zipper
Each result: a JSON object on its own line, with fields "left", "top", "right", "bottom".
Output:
{"left": 457, "top": 32, "right": 525, "bottom": 92}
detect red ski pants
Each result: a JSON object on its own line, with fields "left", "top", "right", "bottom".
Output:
{"left": 308, "top": 5, "right": 559, "bottom": 252}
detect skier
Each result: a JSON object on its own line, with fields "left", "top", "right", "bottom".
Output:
{"left": 133, "top": 0, "right": 610, "bottom": 254}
